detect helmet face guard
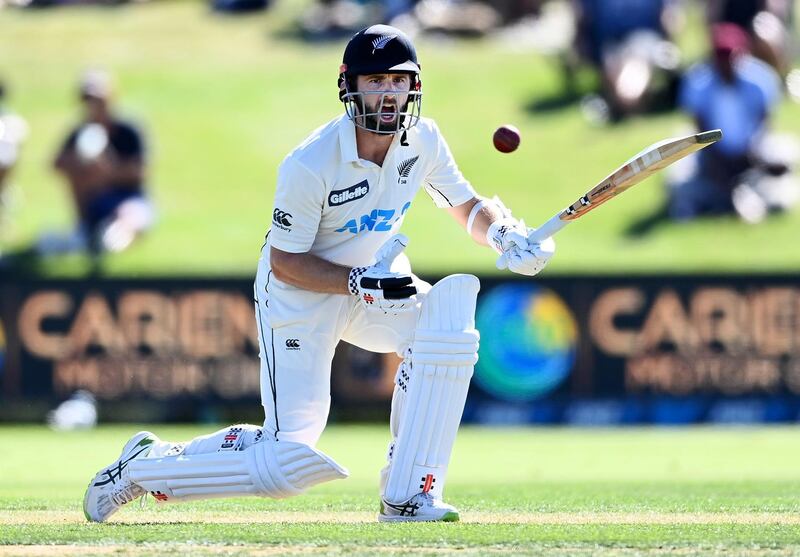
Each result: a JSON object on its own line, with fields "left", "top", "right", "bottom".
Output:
{"left": 341, "top": 83, "right": 422, "bottom": 135}
{"left": 338, "top": 24, "right": 423, "bottom": 135}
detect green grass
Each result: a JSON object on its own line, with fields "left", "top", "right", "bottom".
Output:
{"left": 2, "top": 425, "right": 800, "bottom": 555}
{"left": 2, "top": 1, "right": 800, "bottom": 277}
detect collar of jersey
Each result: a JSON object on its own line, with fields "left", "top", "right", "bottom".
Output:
{"left": 338, "top": 115, "right": 404, "bottom": 167}
{"left": 338, "top": 117, "right": 360, "bottom": 164}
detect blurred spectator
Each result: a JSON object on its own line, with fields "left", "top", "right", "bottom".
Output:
{"left": 38, "top": 70, "right": 154, "bottom": 255}
{"left": 707, "top": 0, "right": 799, "bottom": 104}
{"left": 7, "top": 0, "right": 145, "bottom": 7}
{"left": 301, "top": 0, "right": 404, "bottom": 37}
{"left": 47, "top": 390, "right": 98, "bottom": 431}
{"left": 211, "top": 0, "right": 270, "bottom": 14}
{"left": 0, "top": 80, "right": 28, "bottom": 235}
{"left": 412, "top": 0, "right": 501, "bottom": 35}
{"left": 300, "top": 0, "right": 511, "bottom": 38}
{"left": 490, "top": 0, "right": 544, "bottom": 25}
{"left": 707, "top": 0, "right": 793, "bottom": 77}
{"left": 667, "top": 23, "right": 799, "bottom": 223}
{"left": 494, "top": 1, "right": 575, "bottom": 55}
{"left": 570, "top": 0, "right": 683, "bottom": 123}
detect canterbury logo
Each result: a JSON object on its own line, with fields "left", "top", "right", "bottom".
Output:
{"left": 272, "top": 208, "right": 292, "bottom": 229}
{"left": 372, "top": 34, "right": 395, "bottom": 53}
{"left": 397, "top": 155, "right": 419, "bottom": 182}
{"left": 285, "top": 339, "right": 300, "bottom": 349}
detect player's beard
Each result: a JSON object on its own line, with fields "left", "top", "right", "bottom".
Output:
{"left": 359, "top": 98, "right": 411, "bottom": 134}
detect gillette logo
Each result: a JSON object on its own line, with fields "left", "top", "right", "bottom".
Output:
{"left": 329, "top": 181, "right": 369, "bottom": 206}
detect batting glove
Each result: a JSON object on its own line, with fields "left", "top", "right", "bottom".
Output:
{"left": 487, "top": 217, "right": 555, "bottom": 277}
{"left": 348, "top": 235, "right": 418, "bottom": 315}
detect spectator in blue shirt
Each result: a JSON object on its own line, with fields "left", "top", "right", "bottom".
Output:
{"left": 669, "top": 23, "right": 782, "bottom": 219}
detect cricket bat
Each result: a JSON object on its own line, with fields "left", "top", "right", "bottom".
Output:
{"left": 527, "top": 129, "right": 722, "bottom": 243}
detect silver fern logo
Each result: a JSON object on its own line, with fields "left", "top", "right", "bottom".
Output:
{"left": 372, "top": 34, "right": 395, "bottom": 53}
{"left": 397, "top": 155, "right": 419, "bottom": 183}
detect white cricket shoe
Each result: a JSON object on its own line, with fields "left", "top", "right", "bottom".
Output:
{"left": 378, "top": 492, "right": 460, "bottom": 522}
{"left": 83, "top": 431, "right": 157, "bottom": 522}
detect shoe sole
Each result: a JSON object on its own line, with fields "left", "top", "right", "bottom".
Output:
{"left": 82, "top": 431, "right": 155, "bottom": 522}
{"left": 377, "top": 510, "right": 459, "bottom": 523}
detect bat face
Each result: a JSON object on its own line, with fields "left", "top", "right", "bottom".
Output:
{"left": 560, "top": 129, "right": 722, "bottom": 221}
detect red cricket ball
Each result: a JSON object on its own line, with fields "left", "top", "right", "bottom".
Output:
{"left": 493, "top": 124, "right": 521, "bottom": 153}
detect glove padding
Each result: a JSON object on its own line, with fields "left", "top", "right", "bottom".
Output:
{"left": 487, "top": 217, "right": 555, "bottom": 277}
{"left": 349, "top": 235, "right": 417, "bottom": 315}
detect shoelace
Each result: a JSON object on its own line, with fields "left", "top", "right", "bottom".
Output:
{"left": 415, "top": 492, "right": 451, "bottom": 511}
{"left": 110, "top": 482, "right": 145, "bottom": 507}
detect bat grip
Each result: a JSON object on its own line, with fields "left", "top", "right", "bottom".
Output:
{"left": 375, "top": 236, "right": 407, "bottom": 271}
{"left": 528, "top": 214, "right": 568, "bottom": 244}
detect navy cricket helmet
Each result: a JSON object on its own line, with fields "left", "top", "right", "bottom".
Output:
{"left": 338, "top": 25, "right": 422, "bottom": 134}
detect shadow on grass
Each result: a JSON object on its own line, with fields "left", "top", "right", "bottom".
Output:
{"left": 525, "top": 90, "right": 584, "bottom": 114}
{"left": 623, "top": 204, "right": 672, "bottom": 239}
{"left": 0, "top": 245, "right": 105, "bottom": 278}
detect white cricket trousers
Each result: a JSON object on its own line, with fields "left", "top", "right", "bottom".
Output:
{"left": 253, "top": 249, "right": 429, "bottom": 447}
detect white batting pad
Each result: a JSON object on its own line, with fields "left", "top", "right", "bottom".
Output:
{"left": 382, "top": 274, "right": 480, "bottom": 504}
{"left": 128, "top": 439, "right": 348, "bottom": 502}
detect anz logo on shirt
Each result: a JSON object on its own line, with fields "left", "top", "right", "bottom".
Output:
{"left": 335, "top": 201, "right": 411, "bottom": 235}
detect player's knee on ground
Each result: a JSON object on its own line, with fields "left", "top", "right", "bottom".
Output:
{"left": 129, "top": 433, "right": 348, "bottom": 502}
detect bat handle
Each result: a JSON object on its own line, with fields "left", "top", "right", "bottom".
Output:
{"left": 375, "top": 234, "right": 408, "bottom": 271}
{"left": 527, "top": 214, "right": 568, "bottom": 244}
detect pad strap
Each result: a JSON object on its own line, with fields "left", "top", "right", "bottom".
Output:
{"left": 412, "top": 330, "right": 480, "bottom": 366}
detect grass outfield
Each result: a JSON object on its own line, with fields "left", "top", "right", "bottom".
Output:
{"left": 2, "top": 1, "right": 800, "bottom": 276}
{"left": 2, "top": 425, "right": 800, "bottom": 555}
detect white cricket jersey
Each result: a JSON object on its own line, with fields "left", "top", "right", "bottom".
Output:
{"left": 265, "top": 114, "right": 476, "bottom": 271}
